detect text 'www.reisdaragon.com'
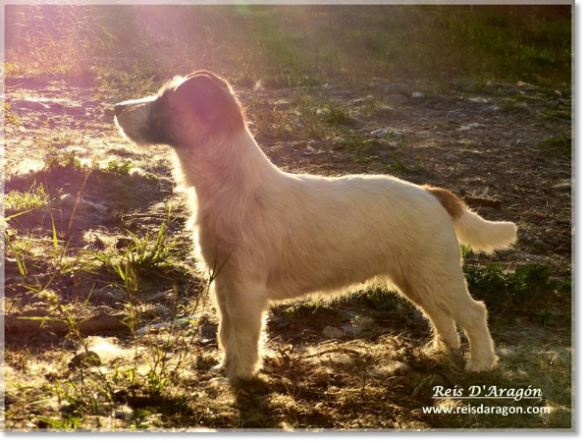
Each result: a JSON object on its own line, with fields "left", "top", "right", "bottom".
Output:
{"left": 422, "top": 404, "right": 550, "bottom": 417}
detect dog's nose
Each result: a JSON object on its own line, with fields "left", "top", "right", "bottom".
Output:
{"left": 114, "top": 104, "right": 124, "bottom": 116}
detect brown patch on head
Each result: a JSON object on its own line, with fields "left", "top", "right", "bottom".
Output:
{"left": 170, "top": 70, "right": 245, "bottom": 135}
{"left": 423, "top": 185, "right": 464, "bottom": 220}
{"left": 141, "top": 70, "right": 246, "bottom": 148}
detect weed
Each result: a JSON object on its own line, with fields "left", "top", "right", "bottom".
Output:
{"left": 45, "top": 151, "right": 83, "bottom": 171}
{"left": 364, "top": 287, "right": 400, "bottom": 311}
{"left": 100, "top": 160, "right": 132, "bottom": 175}
{"left": 464, "top": 263, "right": 570, "bottom": 314}
{"left": 318, "top": 103, "right": 351, "bottom": 128}
{"left": 4, "top": 184, "right": 50, "bottom": 214}
{"left": 91, "top": 220, "right": 190, "bottom": 293}
{"left": 3, "top": 103, "right": 20, "bottom": 126}
{"left": 537, "top": 135, "right": 572, "bottom": 156}
{"left": 541, "top": 108, "right": 572, "bottom": 121}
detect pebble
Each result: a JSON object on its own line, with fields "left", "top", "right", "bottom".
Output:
{"left": 341, "top": 324, "right": 362, "bottom": 336}
{"left": 496, "top": 346, "right": 519, "bottom": 358}
{"left": 370, "top": 361, "right": 411, "bottom": 378}
{"left": 92, "top": 286, "right": 127, "bottom": 302}
{"left": 457, "top": 122, "right": 488, "bottom": 131}
{"left": 382, "top": 83, "right": 411, "bottom": 96}
{"left": 552, "top": 180, "right": 572, "bottom": 193}
{"left": 541, "top": 346, "right": 571, "bottom": 367}
{"left": 468, "top": 97, "right": 489, "bottom": 103}
{"left": 115, "top": 405, "right": 134, "bottom": 420}
{"left": 371, "top": 128, "right": 403, "bottom": 138}
{"left": 387, "top": 94, "right": 409, "bottom": 105}
{"left": 353, "top": 315, "right": 375, "bottom": 330}
{"left": 322, "top": 325, "right": 345, "bottom": 340}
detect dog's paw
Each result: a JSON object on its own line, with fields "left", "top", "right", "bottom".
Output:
{"left": 464, "top": 355, "right": 498, "bottom": 372}
{"left": 209, "top": 361, "right": 227, "bottom": 375}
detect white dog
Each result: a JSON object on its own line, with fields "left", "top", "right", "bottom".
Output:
{"left": 114, "top": 71, "right": 517, "bottom": 381}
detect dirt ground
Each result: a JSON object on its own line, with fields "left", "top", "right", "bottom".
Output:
{"left": 2, "top": 76, "right": 573, "bottom": 430}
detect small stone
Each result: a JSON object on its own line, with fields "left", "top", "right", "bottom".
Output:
{"left": 382, "top": 83, "right": 412, "bottom": 96}
{"left": 341, "top": 324, "right": 363, "bottom": 337}
{"left": 370, "top": 361, "right": 411, "bottom": 378}
{"left": 552, "top": 180, "right": 572, "bottom": 193}
{"left": 93, "top": 286, "right": 127, "bottom": 302}
{"left": 115, "top": 405, "right": 134, "bottom": 420}
{"left": 541, "top": 401, "right": 572, "bottom": 427}
{"left": 354, "top": 315, "right": 375, "bottom": 330}
{"left": 541, "top": 347, "right": 571, "bottom": 367}
{"left": 322, "top": 326, "right": 345, "bottom": 340}
{"left": 411, "top": 92, "right": 425, "bottom": 98}
{"left": 496, "top": 346, "right": 518, "bottom": 358}
{"left": 371, "top": 128, "right": 403, "bottom": 138}
{"left": 207, "top": 377, "right": 231, "bottom": 387}
{"left": 458, "top": 122, "right": 488, "bottom": 131}
{"left": 387, "top": 94, "right": 409, "bottom": 105}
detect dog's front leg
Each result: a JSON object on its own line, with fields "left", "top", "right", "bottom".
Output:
{"left": 214, "top": 280, "right": 269, "bottom": 382}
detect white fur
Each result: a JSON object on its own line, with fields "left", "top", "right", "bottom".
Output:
{"left": 454, "top": 210, "right": 517, "bottom": 254}
{"left": 168, "top": 127, "right": 516, "bottom": 380}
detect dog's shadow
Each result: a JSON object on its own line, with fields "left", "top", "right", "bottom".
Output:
{"left": 232, "top": 377, "right": 279, "bottom": 429}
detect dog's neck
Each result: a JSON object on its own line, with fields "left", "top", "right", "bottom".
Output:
{"left": 173, "top": 127, "right": 283, "bottom": 223}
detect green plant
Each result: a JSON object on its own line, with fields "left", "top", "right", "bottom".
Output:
{"left": 4, "top": 103, "right": 20, "bottom": 126}
{"left": 318, "top": 102, "right": 351, "bottom": 128}
{"left": 464, "top": 263, "right": 570, "bottom": 313}
{"left": 364, "top": 287, "right": 399, "bottom": 311}
{"left": 537, "top": 135, "right": 572, "bottom": 156}
{"left": 4, "top": 184, "right": 50, "bottom": 214}
{"left": 45, "top": 151, "right": 83, "bottom": 171}
{"left": 100, "top": 159, "right": 133, "bottom": 175}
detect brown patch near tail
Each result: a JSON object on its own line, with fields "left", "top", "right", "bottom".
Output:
{"left": 423, "top": 185, "right": 465, "bottom": 220}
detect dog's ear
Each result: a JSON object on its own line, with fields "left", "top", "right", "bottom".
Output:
{"left": 173, "top": 71, "right": 244, "bottom": 134}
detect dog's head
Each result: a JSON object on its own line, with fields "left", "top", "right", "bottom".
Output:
{"left": 114, "top": 71, "right": 245, "bottom": 147}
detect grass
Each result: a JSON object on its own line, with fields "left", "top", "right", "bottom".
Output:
{"left": 5, "top": 184, "right": 50, "bottom": 214}
{"left": 5, "top": 5, "right": 572, "bottom": 90}
{"left": 5, "top": 180, "right": 205, "bottom": 430}
{"left": 537, "top": 135, "right": 572, "bottom": 156}
{"left": 90, "top": 218, "right": 193, "bottom": 295}
{"left": 318, "top": 103, "right": 353, "bottom": 128}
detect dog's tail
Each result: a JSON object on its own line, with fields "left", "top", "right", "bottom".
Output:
{"left": 424, "top": 185, "right": 517, "bottom": 254}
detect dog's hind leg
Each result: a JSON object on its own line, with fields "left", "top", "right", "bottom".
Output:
{"left": 388, "top": 258, "right": 497, "bottom": 371}
{"left": 446, "top": 284, "right": 497, "bottom": 372}
{"left": 389, "top": 276, "right": 460, "bottom": 355}
{"left": 214, "top": 279, "right": 269, "bottom": 381}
